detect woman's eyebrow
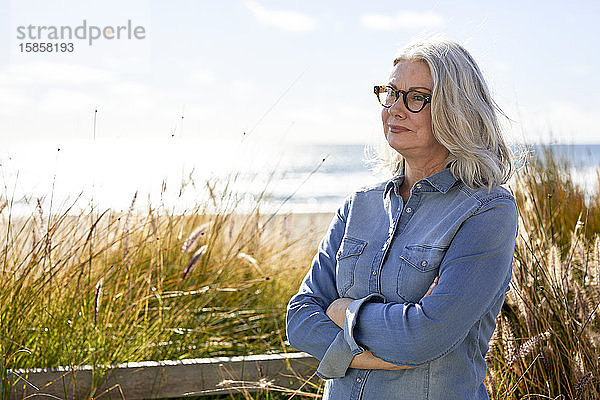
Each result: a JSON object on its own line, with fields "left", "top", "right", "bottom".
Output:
{"left": 410, "top": 86, "right": 432, "bottom": 92}
{"left": 387, "top": 83, "right": 432, "bottom": 92}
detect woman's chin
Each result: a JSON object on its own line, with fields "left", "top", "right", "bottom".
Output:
{"left": 385, "top": 137, "right": 411, "bottom": 154}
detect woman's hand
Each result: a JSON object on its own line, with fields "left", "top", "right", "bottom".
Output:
{"left": 350, "top": 350, "right": 411, "bottom": 370}
{"left": 325, "top": 297, "right": 353, "bottom": 329}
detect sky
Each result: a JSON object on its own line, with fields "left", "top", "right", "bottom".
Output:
{"left": 1, "top": 0, "right": 600, "bottom": 147}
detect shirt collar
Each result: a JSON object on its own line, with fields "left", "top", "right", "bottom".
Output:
{"left": 383, "top": 168, "right": 458, "bottom": 199}
{"left": 423, "top": 168, "right": 458, "bottom": 193}
{"left": 383, "top": 174, "right": 404, "bottom": 199}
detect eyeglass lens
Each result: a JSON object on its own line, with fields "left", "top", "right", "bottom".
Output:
{"left": 377, "top": 86, "right": 428, "bottom": 112}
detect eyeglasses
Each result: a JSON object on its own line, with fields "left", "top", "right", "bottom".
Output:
{"left": 374, "top": 85, "right": 431, "bottom": 113}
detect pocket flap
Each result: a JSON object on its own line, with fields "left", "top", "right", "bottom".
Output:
{"left": 337, "top": 237, "right": 367, "bottom": 260}
{"left": 400, "top": 245, "right": 446, "bottom": 272}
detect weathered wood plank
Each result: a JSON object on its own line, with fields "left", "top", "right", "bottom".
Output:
{"left": 9, "top": 352, "right": 319, "bottom": 399}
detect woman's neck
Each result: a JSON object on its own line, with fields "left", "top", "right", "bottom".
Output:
{"left": 400, "top": 158, "right": 448, "bottom": 203}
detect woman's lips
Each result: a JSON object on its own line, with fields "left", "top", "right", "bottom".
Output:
{"left": 388, "top": 125, "right": 410, "bottom": 133}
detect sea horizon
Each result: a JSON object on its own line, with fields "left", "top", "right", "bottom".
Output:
{"left": 2, "top": 138, "right": 599, "bottom": 216}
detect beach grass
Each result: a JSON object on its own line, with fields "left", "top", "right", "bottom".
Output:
{"left": 486, "top": 147, "right": 600, "bottom": 399}
{"left": 0, "top": 175, "right": 329, "bottom": 399}
{"left": 1, "top": 146, "right": 599, "bottom": 399}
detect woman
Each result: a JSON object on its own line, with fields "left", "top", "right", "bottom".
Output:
{"left": 286, "top": 38, "right": 518, "bottom": 399}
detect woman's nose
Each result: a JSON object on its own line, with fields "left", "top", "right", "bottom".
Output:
{"left": 388, "top": 96, "right": 408, "bottom": 119}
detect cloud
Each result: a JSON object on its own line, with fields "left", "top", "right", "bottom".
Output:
{"left": 108, "top": 81, "right": 151, "bottom": 96}
{"left": 361, "top": 11, "right": 444, "bottom": 31}
{"left": 244, "top": 1, "right": 317, "bottom": 33}
{"left": 230, "top": 80, "right": 256, "bottom": 98}
{"left": 0, "top": 87, "right": 31, "bottom": 115}
{"left": 0, "top": 62, "right": 115, "bottom": 86}
{"left": 39, "top": 89, "right": 96, "bottom": 113}
{"left": 189, "top": 69, "right": 216, "bottom": 85}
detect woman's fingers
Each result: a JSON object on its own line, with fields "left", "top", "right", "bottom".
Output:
{"left": 423, "top": 276, "right": 439, "bottom": 297}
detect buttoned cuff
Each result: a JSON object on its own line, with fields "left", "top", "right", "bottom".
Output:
{"left": 344, "top": 293, "right": 385, "bottom": 354}
{"left": 316, "top": 330, "right": 354, "bottom": 379}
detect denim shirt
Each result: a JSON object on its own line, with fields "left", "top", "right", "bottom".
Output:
{"left": 286, "top": 169, "right": 518, "bottom": 400}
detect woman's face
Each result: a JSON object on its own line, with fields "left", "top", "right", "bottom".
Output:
{"left": 382, "top": 60, "right": 447, "bottom": 161}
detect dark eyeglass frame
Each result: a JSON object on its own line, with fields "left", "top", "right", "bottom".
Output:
{"left": 373, "top": 85, "right": 432, "bottom": 113}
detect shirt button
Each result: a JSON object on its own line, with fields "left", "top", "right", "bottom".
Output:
{"left": 421, "top": 260, "right": 428, "bottom": 267}
{"left": 372, "top": 270, "right": 377, "bottom": 276}
{"left": 356, "top": 378, "right": 361, "bottom": 383}
{"left": 406, "top": 207, "right": 412, "bottom": 213}
{"left": 416, "top": 183, "right": 422, "bottom": 189}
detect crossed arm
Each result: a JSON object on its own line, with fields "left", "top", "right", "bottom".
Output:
{"left": 325, "top": 277, "right": 439, "bottom": 370}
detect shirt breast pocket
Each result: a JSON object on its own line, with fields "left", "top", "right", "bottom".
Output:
{"left": 335, "top": 236, "right": 367, "bottom": 297}
{"left": 396, "top": 245, "right": 445, "bottom": 302}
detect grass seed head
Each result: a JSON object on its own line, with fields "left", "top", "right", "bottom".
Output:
{"left": 182, "top": 244, "right": 208, "bottom": 279}
{"left": 181, "top": 222, "right": 210, "bottom": 253}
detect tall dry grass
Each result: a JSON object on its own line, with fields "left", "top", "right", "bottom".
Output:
{"left": 486, "top": 147, "right": 600, "bottom": 399}
{"left": 0, "top": 176, "right": 326, "bottom": 399}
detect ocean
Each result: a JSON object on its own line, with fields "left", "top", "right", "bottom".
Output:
{"left": 1, "top": 138, "right": 599, "bottom": 216}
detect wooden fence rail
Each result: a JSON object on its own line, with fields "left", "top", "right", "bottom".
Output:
{"left": 8, "top": 352, "right": 319, "bottom": 399}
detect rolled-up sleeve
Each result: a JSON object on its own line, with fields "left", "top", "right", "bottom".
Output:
{"left": 286, "top": 197, "right": 355, "bottom": 378}
{"left": 344, "top": 196, "right": 518, "bottom": 366}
